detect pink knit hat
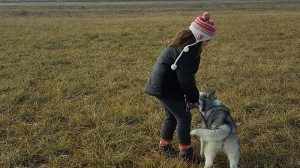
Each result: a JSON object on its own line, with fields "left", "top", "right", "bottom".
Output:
{"left": 189, "top": 12, "right": 216, "bottom": 42}
{"left": 171, "top": 12, "right": 216, "bottom": 70}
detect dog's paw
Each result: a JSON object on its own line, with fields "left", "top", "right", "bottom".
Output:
{"left": 190, "top": 129, "right": 198, "bottom": 136}
{"left": 200, "top": 156, "right": 205, "bottom": 163}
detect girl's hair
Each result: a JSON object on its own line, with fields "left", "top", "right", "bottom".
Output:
{"left": 166, "top": 29, "right": 202, "bottom": 52}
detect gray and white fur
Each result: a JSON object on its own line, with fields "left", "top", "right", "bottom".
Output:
{"left": 190, "top": 91, "right": 240, "bottom": 168}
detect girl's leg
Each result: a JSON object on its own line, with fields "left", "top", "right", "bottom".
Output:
{"left": 157, "top": 98, "right": 178, "bottom": 156}
{"left": 157, "top": 97, "right": 199, "bottom": 163}
{"left": 157, "top": 97, "right": 191, "bottom": 146}
{"left": 160, "top": 105, "right": 177, "bottom": 141}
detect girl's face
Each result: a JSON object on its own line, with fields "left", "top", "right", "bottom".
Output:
{"left": 202, "top": 40, "right": 209, "bottom": 46}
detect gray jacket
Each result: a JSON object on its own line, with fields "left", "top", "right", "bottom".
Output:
{"left": 144, "top": 46, "right": 201, "bottom": 103}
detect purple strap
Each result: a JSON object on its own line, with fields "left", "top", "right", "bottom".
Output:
{"left": 186, "top": 100, "right": 207, "bottom": 126}
{"left": 185, "top": 100, "right": 191, "bottom": 112}
{"left": 199, "top": 110, "right": 208, "bottom": 127}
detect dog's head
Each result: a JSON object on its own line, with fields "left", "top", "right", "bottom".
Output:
{"left": 199, "top": 91, "right": 221, "bottom": 113}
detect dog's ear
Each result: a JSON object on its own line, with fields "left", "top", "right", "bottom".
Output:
{"left": 211, "top": 90, "right": 216, "bottom": 96}
{"left": 207, "top": 90, "right": 216, "bottom": 97}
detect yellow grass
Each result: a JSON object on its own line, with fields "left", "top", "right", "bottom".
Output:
{"left": 0, "top": 1, "right": 299, "bottom": 168}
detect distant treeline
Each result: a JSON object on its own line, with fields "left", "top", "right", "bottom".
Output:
{"left": 1, "top": 0, "right": 186, "bottom": 2}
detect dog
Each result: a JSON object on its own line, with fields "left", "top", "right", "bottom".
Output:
{"left": 190, "top": 91, "right": 240, "bottom": 168}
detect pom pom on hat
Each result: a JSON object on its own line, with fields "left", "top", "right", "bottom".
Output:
{"left": 189, "top": 12, "right": 216, "bottom": 42}
{"left": 201, "top": 12, "right": 210, "bottom": 21}
{"left": 183, "top": 46, "right": 189, "bottom": 52}
{"left": 171, "top": 64, "right": 177, "bottom": 70}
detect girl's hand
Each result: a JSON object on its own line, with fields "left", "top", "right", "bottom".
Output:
{"left": 185, "top": 100, "right": 200, "bottom": 112}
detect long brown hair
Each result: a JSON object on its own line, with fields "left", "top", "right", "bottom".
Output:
{"left": 166, "top": 29, "right": 202, "bottom": 52}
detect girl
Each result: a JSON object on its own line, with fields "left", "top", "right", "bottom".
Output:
{"left": 144, "top": 12, "right": 216, "bottom": 163}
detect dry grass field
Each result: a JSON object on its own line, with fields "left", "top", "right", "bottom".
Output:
{"left": 0, "top": 1, "right": 299, "bottom": 168}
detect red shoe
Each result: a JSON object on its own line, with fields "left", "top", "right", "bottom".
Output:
{"left": 179, "top": 146, "right": 201, "bottom": 164}
{"left": 159, "top": 142, "right": 178, "bottom": 157}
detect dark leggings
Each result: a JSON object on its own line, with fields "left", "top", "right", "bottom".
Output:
{"left": 157, "top": 97, "right": 191, "bottom": 145}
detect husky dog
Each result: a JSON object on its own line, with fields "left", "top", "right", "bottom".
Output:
{"left": 190, "top": 91, "right": 240, "bottom": 168}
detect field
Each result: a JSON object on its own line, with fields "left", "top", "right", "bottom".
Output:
{"left": 0, "top": 0, "right": 299, "bottom": 167}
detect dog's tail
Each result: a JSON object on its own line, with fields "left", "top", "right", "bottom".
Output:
{"left": 190, "top": 124, "right": 231, "bottom": 141}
